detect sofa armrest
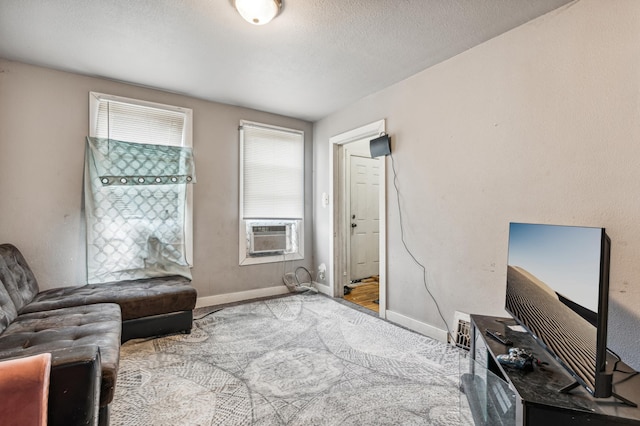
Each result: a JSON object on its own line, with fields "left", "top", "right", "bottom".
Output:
{"left": 48, "top": 345, "right": 101, "bottom": 426}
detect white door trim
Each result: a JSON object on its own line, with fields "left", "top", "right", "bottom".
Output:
{"left": 329, "top": 120, "right": 387, "bottom": 318}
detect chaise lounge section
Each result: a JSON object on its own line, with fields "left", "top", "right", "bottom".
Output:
{"left": 22, "top": 275, "right": 197, "bottom": 343}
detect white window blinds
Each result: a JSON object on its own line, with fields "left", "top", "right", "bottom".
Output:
{"left": 93, "top": 96, "right": 187, "bottom": 146}
{"left": 241, "top": 122, "right": 304, "bottom": 220}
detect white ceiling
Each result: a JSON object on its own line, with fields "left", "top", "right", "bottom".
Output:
{"left": 0, "top": 0, "right": 572, "bottom": 122}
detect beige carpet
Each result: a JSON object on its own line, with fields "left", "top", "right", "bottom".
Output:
{"left": 111, "top": 294, "right": 472, "bottom": 425}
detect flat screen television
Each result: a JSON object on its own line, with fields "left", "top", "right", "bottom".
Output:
{"left": 504, "top": 222, "right": 614, "bottom": 399}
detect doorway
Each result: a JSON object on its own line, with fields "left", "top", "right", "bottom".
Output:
{"left": 329, "top": 120, "right": 386, "bottom": 318}
{"left": 348, "top": 153, "right": 379, "bottom": 281}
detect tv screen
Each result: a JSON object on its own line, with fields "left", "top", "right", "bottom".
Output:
{"left": 505, "top": 222, "right": 611, "bottom": 397}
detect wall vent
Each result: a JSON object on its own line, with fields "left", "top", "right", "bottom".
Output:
{"left": 452, "top": 311, "right": 471, "bottom": 351}
{"left": 249, "top": 225, "right": 287, "bottom": 254}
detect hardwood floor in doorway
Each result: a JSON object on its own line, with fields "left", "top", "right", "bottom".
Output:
{"left": 344, "top": 276, "right": 379, "bottom": 313}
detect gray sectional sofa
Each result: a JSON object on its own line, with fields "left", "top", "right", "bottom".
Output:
{"left": 0, "top": 243, "right": 197, "bottom": 425}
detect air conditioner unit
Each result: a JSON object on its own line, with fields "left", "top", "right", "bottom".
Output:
{"left": 249, "top": 225, "right": 287, "bottom": 254}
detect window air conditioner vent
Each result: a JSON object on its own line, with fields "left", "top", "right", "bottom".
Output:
{"left": 249, "top": 225, "right": 287, "bottom": 254}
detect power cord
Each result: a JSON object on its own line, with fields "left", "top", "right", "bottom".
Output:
{"left": 282, "top": 251, "right": 289, "bottom": 284}
{"left": 283, "top": 265, "right": 318, "bottom": 294}
{"left": 193, "top": 308, "right": 224, "bottom": 321}
{"left": 390, "top": 152, "right": 455, "bottom": 344}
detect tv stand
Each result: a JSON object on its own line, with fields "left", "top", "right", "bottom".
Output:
{"left": 465, "top": 315, "right": 640, "bottom": 425}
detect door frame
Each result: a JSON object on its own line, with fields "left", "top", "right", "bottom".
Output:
{"left": 329, "top": 119, "right": 387, "bottom": 318}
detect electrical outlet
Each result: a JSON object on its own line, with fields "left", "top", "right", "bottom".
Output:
{"left": 318, "top": 263, "right": 326, "bottom": 280}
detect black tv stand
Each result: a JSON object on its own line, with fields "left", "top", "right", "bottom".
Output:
{"left": 466, "top": 315, "right": 640, "bottom": 425}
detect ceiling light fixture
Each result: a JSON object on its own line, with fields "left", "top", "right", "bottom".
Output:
{"left": 234, "top": 0, "right": 282, "bottom": 25}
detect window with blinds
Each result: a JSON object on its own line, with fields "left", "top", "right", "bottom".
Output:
{"left": 91, "top": 94, "right": 190, "bottom": 146}
{"left": 239, "top": 120, "right": 304, "bottom": 265}
{"left": 86, "top": 92, "right": 194, "bottom": 283}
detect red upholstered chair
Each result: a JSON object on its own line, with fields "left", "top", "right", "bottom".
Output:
{"left": 0, "top": 353, "right": 52, "bottom": 426}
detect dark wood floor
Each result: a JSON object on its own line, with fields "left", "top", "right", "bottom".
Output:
{"left": 344, "top": 277, "right": 379, "bottom": 313}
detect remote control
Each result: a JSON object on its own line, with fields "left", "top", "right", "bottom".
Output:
{"left": 486, "top": 329, "right": 513, "bottom": 346}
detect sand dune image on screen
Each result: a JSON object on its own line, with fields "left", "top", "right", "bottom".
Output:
{"left": 506, "top": 265, "right": 597, "bottom": 391}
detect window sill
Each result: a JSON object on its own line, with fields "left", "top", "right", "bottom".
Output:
{"left": 239, "top": 252, "right": 304, "bottom": 266}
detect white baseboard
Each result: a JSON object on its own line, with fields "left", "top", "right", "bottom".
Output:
{"left": 313, "top": 281, "right": 332, "bottom": 296}
{"left": 385, "top": 310, "right": 448, "bottom": 343}
{"left": 196, "top": 285, "right": 291, "bottom": 308}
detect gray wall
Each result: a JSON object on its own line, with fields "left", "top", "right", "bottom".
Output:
{"left": 313, "top": 0, "right": 640, "bottom": 368}
{"left": 0, "top": 59, "right": 313, "bottom": 299}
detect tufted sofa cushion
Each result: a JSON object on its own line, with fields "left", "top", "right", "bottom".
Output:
{"left": 0, "top": 303, "right": 121, "bottom": 406}
{"left": 0, "top": 282, "right": 18, "bottom": 335}
{"left": 0, "top": 245, "right": 39, "bottom": 312}
{"left": 23, "top": 275, "right": 197, "bottom": 320}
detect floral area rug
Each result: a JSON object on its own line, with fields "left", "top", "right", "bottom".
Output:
{"left": 111, "top": 294, "right": 472, "bottom": 425}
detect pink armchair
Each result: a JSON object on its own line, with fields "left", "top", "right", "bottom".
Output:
{"left": 0, "top": 353, "right": 51, "bottom": 426}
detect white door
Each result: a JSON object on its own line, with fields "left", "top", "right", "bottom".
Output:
{"left": 349, "top": 155, "right": 379, "bottom": 281}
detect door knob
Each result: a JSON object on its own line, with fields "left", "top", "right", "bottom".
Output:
{"left": 351, "top": 223, "right": 357, "bottom": 228}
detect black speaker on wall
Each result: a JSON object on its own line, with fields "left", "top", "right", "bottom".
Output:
{"left": 370, "top": 134, "right": 391, "bottom": 158}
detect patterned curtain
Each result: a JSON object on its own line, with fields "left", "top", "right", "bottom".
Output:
{"left": 84, "top": 137, "right": 196, "bottom": 284}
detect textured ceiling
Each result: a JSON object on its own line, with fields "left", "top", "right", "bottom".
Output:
{"left": 0, "top": 0, "right": 572, "bottom": 121}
